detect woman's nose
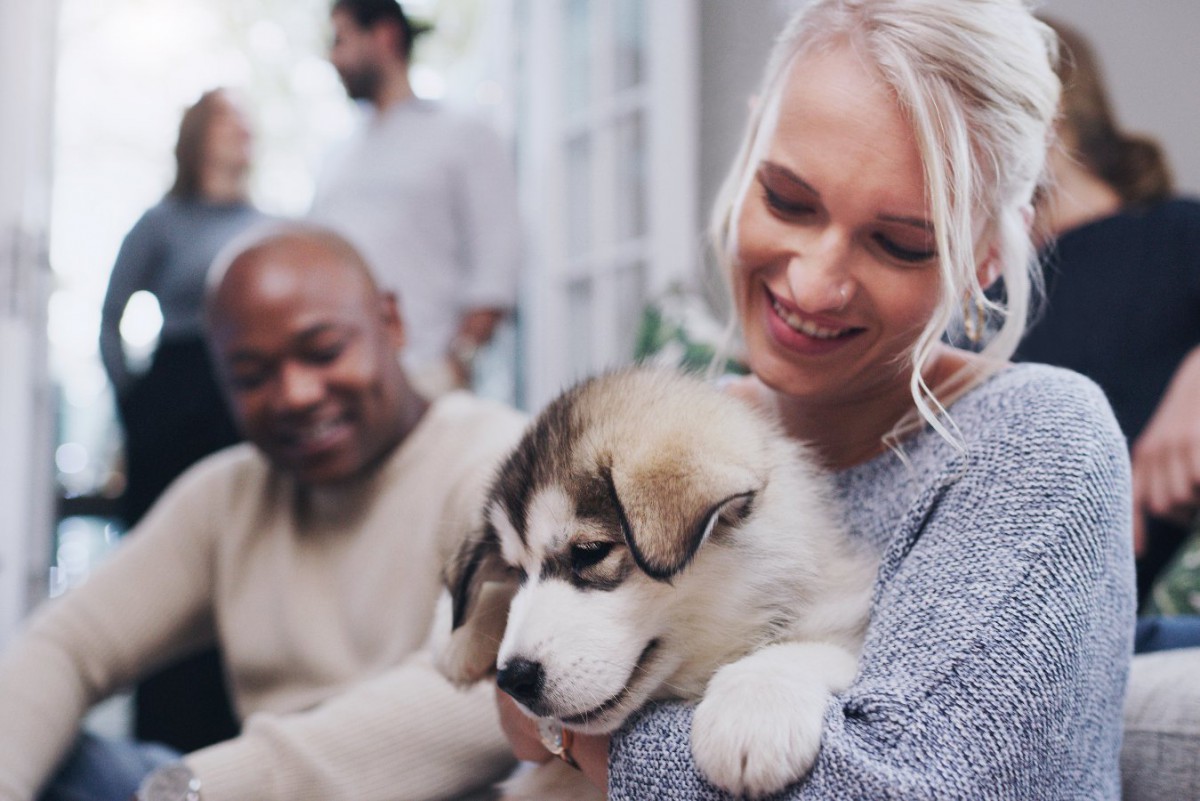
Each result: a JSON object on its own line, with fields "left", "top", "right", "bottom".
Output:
{"left": 784, "top": 233, "right": 854, "bottom": 313}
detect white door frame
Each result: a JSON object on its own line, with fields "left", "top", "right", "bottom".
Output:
{"left": 517, "top": 0, "right": 698, "bottom": 410}
{"left": 0, "top": 0, "right": 58, "bottom": 642}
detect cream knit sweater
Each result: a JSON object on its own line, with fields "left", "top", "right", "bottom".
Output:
{"left": 0, "top": 392, "right": 527, "bottom": 801}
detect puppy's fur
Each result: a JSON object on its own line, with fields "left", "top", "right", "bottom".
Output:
{"left": 439, "top": 367, "right": 876, "bottom": 799}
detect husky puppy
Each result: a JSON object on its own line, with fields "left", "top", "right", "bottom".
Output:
{"left": 439, "top": 367, "right": 876, "bottom": 799}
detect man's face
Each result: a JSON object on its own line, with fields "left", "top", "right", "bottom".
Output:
{"left": 208, "top": 238, "right": 410, "bottom": 486}
{"left": 329, "top": 9, "right": 384, "bottom": 101}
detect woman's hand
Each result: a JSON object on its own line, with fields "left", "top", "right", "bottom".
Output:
{"left": 495, "top": 687, "right": 552, "bottom": 762}
{"left": 1131, "top": 346, "right": 1200, "bottom": 554}
{"left": 494, "top": 686, "right": 611, "bottom": 789}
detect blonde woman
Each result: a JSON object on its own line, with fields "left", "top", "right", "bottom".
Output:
{"left": 498, "top": 1, "right": 1134, "bottom": 798}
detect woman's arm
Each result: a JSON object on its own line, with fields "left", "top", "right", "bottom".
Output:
{"left": 100, "top": 211, "right": 162, "bottom": 396}
{"left": 608, "top": 371, "right": 1136, "bottom": 800}
{"left": 495, "top": 690, "right": 610, "bottom": 790}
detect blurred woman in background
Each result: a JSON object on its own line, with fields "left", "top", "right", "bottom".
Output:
{"left": 98, "top": 86, "right": 270, "bottom": 753}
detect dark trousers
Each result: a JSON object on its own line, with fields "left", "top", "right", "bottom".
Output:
{"left": 116, "top": 338, "right": 241, "bottom": 753}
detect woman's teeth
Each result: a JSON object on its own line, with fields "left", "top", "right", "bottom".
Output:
{"left": 772, "top": 298, "right": 847, "bottom": 340}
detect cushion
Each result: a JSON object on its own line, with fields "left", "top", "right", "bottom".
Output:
{"left": 1122, "top": 647, "right": 1200, "bottom": 800}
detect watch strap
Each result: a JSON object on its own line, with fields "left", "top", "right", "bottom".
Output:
{"left": 136, "top": 762, "right": 202, "bottom": 801}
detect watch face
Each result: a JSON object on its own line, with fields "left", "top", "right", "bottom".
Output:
{"left": 536, "top": 717, "right": 565, "bottom": 755}
{"left": 139, "top": 763, "right": 201, "bottom": 801}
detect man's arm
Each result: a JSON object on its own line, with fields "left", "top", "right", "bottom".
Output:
{"left": 0, "top": 460, "right": 223, "bottom": 799}
{"left": 184, "top": 649, "right": 515, "bottom": 801}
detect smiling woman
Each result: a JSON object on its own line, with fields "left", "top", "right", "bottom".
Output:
{"left": 494, "top": 1, "right": 1137, "bottom": 798}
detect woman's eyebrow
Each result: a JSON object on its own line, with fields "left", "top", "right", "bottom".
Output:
{"left": 878, "top": 213, "right": 934, "bottom": 232}
{"left": 758, "top": 161, "right": 820, "bottom": 196}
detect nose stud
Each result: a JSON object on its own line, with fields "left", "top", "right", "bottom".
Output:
{"left": 836, "top": 284, "right": 850, "bottom": 311}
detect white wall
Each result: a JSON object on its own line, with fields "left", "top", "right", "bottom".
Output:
{"left": 1043, "top": 0, "right": 1200, "bottom": 196}
{"left": 697, "top": 1, "right": 1200, "bottom": 203}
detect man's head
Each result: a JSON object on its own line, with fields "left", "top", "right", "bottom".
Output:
{"left": 329, "top": 0, "right": 430, "bottom": 101}
{"left": 205, "top": 222, "right": 421, "bottom": 486}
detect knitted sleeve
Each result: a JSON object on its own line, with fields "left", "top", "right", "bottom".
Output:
{"left": 99, "top": 207, "right": 165, "bottom": 396}
{"left": 608, "top": 367, "right": 1136, "bottom": 801}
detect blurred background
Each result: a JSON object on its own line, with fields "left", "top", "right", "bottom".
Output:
{"left": 2, "top": 0, "right": 1199, "bottom": 639}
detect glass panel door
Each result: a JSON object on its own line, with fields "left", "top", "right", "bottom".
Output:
{"left": 516, "top": 0, "right": 697, "bottom": 409}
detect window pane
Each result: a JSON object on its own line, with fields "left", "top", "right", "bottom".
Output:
{"left": 563, "top": 0, "right": 590, "bottom": 115}
{"left": 567, "top": 276, "right": 594, "bottom": 379}
{"left": 614, "top": 111, "right": 646, "bottom": 241}
{"left": 566, "top": 132, "right": 593, "bottom": 257}
{"left": 613, "top": 0, "right": 645, "bottom": 92}
{"left": 615, "top": 261, "right": 647, "bottom": 363}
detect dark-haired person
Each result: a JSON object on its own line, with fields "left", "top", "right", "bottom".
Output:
{"left": 98, "top": 87, "right": 271, "bottom": 753}
{"left": 3, "top": 223, "right": 524, "bottom": 801}
{"left": 310, "top": 0, "right": 521, "bottom": 398}
{"left": 1018, "top": 17, "right": 1200, "bottom": 605}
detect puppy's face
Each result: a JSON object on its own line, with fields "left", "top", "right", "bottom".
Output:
{"left": 490, "top": 481, "right": 672, "bottom": 731}
{"left": 445, "top": 370, "right": 766, "bottom": 733}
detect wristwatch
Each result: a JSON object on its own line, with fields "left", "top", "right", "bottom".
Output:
{"left": 136, "top": 762, "right": 202, "bottom": 801}
{"left": 536, "top": 717, "right": 580, "bottom": 769}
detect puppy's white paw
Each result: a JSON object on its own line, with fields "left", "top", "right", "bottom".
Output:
{"left": 690, "top": 642, "right": 857, "bottom": 798}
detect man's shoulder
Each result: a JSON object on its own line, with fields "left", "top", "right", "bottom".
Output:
{"left": 425, "top": 393, "right": 528, "bottom": 449}
{"left": 395, "top": 100, "right": 502, "bottom": 143}
{"left": 168, "top": 442, "right": 273, "bottom": 498}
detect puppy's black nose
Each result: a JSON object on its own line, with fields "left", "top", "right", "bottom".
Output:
{"left": 496, "top": 657, "right": 544, "bottom": 706}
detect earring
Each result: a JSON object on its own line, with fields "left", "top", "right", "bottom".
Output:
{"left": 962, "top": 292, "right": 987, "bottom": 344}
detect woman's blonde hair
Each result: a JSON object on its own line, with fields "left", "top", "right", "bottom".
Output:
{"left": 710, "top": 0, "right": 1060, "bottom": 448}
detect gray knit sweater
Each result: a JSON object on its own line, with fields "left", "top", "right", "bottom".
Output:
{"left": 608, "top": 363, "right": 1136, "bottom": 800}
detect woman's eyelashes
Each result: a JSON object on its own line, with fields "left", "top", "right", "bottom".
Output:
{"left": 761, "top": 183, "right": 816, "bottom": 219}
{"left": 872, "top": 233, "right": 937, "bottom": 263}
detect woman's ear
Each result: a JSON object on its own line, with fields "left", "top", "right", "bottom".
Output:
{"left": 975, "top": 242, "right": 1003, "bottom": 291}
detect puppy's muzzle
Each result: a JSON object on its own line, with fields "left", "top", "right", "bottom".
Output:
{"left": 497, "top": 657, "right": 545, "bottom": 708}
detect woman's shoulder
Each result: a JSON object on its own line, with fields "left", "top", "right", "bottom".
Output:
{"left": 949, "top": 363, "right": 1127, "bottom": 479}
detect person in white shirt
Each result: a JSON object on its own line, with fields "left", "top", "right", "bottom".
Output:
{"left": 310, "top": 0, "right": 522, "bottom": 397}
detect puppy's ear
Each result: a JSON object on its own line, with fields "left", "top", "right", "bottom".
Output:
{"left": 603, "top": 462, "right": 758, "bottom": 580}
{"left": 438, "top": 524, "right": 518, "bottom": 685}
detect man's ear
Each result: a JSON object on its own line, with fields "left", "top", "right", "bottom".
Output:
{"left": 380, "top": 292, "right": 406, "bottom": 350}
{"left": 371, "top": 18, "right": 405, "bottom": 61}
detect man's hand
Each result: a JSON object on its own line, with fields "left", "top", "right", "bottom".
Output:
{"left": 1132, "top": 346, "right": 1200, "bottom": 555}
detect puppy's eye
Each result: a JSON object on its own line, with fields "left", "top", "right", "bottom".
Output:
{"left": 570, "top": 541, "right": 613, "bottom": 571}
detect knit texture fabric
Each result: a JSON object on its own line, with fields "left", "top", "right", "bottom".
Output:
{"left": 608, "top": 363, "right": 1136, "bottom": 800}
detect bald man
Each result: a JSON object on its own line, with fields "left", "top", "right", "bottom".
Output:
{"left": 0, "top": 222, "right": 526, "bottom": 801}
